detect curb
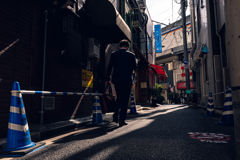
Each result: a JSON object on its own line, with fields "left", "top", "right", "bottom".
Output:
{"left": 0, "top": 106, "right": 154, "bottom": 146}
{"left": 0, "top": 114, "right": 113, "bottom": 146}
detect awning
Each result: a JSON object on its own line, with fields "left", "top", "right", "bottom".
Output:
{"left": 79, "top": 0, "right": 131, "bottom": 43}
{"left": 150, "top": 64, "right": 167, "bottom": 76}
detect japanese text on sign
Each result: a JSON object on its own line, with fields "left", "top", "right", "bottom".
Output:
{"left": 82, "top": 69, "right": 93, "bottom": 88}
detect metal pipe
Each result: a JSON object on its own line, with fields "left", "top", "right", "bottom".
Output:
{"left": 15, "top": 90, "right": 103, "bottom": 96}
{"left": 100, "top": 42, "right": 106, "bottom": 95}
{"left": 130, "top": 10, "right": 133, "bottom": 51}
{"left": 40, "top": 10, "right": 48, "bottom": 124}
{"left": 144, "top": 12, "right": 150, "bottom": 102}
{"left": 181, "top": 0, "right": 190, "bottom": 104}
{"left": 213, "top": 0, "right": 224, "bottom": 84}
{"left": 190, "top": 0, "right": 197, "bottom": 57}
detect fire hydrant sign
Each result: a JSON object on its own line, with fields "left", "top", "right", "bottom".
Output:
{"left": 188, "top": 132, "right": 231, "bottom": 143}
{"left": 82, "top": 69, "right": 93, "bottom": 88}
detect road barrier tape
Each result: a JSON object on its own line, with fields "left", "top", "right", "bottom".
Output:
{"left": 11, "top": 90, "right": 102, "bottom": 96}
{"left": 212, "top": 88, "right": 231, "bottom": 96}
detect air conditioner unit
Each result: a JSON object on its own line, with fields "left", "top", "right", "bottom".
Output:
{"left": 88, "top": 38, "right": 100, "bottom": 59}
{"left": 168, "top": 62, "right": 173, "bottom": 71}
{"left": 173, "top": 60, "right": 178, "bottom": 70}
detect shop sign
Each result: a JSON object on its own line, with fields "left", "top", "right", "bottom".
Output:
{"left": 155, "top": 24, "right": 162, "bottom": 53}
{"left": 82, "top": 69, "right": 93, "bottom": 88}
{"left": 141, "top": 82, "right": 147, "bottom": 88}
{"left": 177, "top": 81, "right": 194, "bottom": 89}
{"left": 160, "top": 83, "right": 169, "bottom": 90}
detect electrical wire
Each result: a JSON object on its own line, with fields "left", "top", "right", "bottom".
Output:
{"left": 173, "top": 31, "right": 180, "bottom": 47}
{"left": 151, "top": 4, "right": 179, "bottom": 19}
{"left": 157, "top": 12, "right": 179, "bottom": 23}
{"left": 147, "top": 0, "right": 166, "bottom": 8}
{"left": 163, "top": 36, "right": 175, "bottom": 53}
{"left": 174, "top": 0, "right": 181, "bottom": 4}
{"left": 161, "top": 13, "right": 181, "bottom": 42}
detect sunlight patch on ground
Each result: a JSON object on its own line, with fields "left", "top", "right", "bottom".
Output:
{"left": 0, "top": 158, "right": 13, "bottom": 160}
{"left": 146, "top": 105, "right": 189, "bottom": 119}
{"left": 41, "top": 126, "right": 99, "bottom": 146}
{"left": 85, "top": 146, "right": 120, "bottom": 160}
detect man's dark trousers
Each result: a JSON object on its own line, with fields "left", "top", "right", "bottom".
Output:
{"left": 113, "top": 81, "right": 132, "bottom": 122}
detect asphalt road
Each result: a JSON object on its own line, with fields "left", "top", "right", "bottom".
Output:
{"left": 5, "top": 105, "right": 237, "bottom": 160}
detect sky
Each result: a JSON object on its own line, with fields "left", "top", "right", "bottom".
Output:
{"left": 146, "top": 0, "right": 190, "bottom": 28}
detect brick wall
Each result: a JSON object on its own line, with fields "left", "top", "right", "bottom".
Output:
{"left": 0, "top": 1, "right": 94, "bottom": 138}
{"left": 0, "top": 0, "right": 38, "bottom": 138}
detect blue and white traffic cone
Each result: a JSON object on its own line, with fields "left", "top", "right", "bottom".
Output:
{"left": 92, "top": 92, "right": 104, "bottom": 125}
{"left": 129, "top": 93, "right": 137, "bottom": 114}
{"left": 205, "top": 92, "right": 215, "bottom": 117}
{"left": 0, "top": 81, "right": 45, "bottom": 157}
{"left": 216, "top": 87, "right": 234, "bottom": 125}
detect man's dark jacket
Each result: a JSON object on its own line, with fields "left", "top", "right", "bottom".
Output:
{"left": 106, "top": 49, "right": 137, "bottom": 84}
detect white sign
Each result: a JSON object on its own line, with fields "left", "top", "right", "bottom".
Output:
{"left": 141, "top": 82, "right": 147, "bottom": 88}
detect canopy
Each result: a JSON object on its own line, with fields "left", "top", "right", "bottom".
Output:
{"left": 150, "top": 64, "right": 167, "bottom": 76}
{"left": 79, "top": 0, "right": 131, "bottom": 43}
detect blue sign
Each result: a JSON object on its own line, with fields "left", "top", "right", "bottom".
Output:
{"left": 155, "top": 25, "right": 162, "bottom": 53}
{"left": 183, "top": 59, "right": 189, "bottom": 65}
{"left": 147, "top": 37, "right": 150, "bottom": 53}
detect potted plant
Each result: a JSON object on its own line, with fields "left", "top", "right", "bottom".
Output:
{"left": 149, "top": 88, "right": 158, "bottom": 106}
{"left": 149, "top": 83, "right": 164, "bottom": 106}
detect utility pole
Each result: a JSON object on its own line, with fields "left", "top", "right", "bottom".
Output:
{"left": 181, "top": 0, "right": 190, "bottom": 104}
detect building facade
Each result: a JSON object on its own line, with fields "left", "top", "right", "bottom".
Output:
{"left": 155, "top": 15, "right": 192, "bottom": 101}
{"left": 0, "top": 0, "right": 155, "bottom": 138}
{"left": 190, "top": 0, "right": 240, "bottom": 158}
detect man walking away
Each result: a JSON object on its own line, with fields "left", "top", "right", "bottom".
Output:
{"left": 106, "top": 39, "right": 138, "bottom": 126}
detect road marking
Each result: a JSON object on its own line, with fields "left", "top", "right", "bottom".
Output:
{"left": 189, "top": 132, "right": 231, "bottom": 143}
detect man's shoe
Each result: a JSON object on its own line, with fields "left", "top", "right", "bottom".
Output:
{"left": 119, "top": 121, "right": 128, "bottom": 127}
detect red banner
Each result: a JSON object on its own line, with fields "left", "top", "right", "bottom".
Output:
{"left": 177, "top": 81, "right": 194, "bottom": 89}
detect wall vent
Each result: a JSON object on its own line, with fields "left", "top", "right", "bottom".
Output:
{"left": 44, "top": 97, "right": 55, "bottom": 110}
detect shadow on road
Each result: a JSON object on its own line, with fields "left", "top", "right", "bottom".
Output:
{"left": 17, "top": 105, "right": 236, "bottom": 160}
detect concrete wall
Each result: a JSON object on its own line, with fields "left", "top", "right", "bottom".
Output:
{"left": 224, "top": 0, "right": 240, "bottom": 158}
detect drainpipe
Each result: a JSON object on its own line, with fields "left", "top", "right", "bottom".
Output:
{"left": 213, "top": 0, "right": 224, "bottom": 84}
{"left": 122, "top": 0, "right": 125, "bottom": 21}
{"left": 198, "top": 57, "right": 205, "bottom": 99}
{"left": 130, "top": 10, "right": 133, "bottom": 51}
{"left": 190, "top": 0, "right": 197, "bottom": 57}
{"left": 40, "top": 10, "right": 48, "bottom": 124}
{"left": 143, "top": 12, "right": 149, "bottom": 102}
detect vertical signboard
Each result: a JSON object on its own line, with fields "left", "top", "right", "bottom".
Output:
{"left": 155, "top": 24, "right": 162, "bottom": 53}
{"left": 147, "top": 37, "right": 150, "bottom": 53}
{"left": 82, "top": 69, "right": 93, "bottom": 88}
